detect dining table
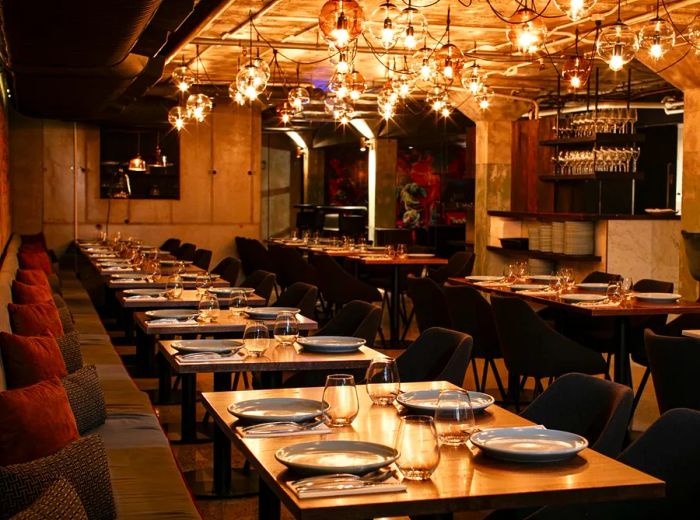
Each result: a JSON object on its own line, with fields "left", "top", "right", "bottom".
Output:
{"left": 201, "top": 381, "right": 664, "bottom": 518}
{"left": 117, "top": 288, "right": 266, "bottom": 309}
{"left": 448, "top": 277, "right": 700, "bottom": 386}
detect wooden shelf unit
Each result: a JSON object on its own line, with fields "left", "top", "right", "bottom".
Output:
{"left": 486, "top": 245, "right": 601, "bottom": 262}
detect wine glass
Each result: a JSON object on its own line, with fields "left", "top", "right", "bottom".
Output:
{"left": 621, "top": 277, "right": 633, "bottom": 300}
{"left": 229, "top": 289, "right": 248, "bottom": 316}
{"left": 148, "top": 261, "right": 161, "bottom": 283}
{"left": 434, "top": 389, "right": 477, "bottom": 446}
{"left": 197, "top": 293, "right": 220, "bottom": 323}
{"left": 606, "top": 281, "right": 622, "bottom": 303}
{"left": 365, "top": 357, "right": 400, "bottom": 405}
{"left": 385, "top": 244, "right": 395, "bottom": 258}
{"left": 396, "top": 244, "right": 407, "bottom": 259}
{"left": 273, "top": 311, "right": 299, "bottom": 345}
{"left": 322, "top": 374, "right": 359, "bottom": 427}
{"left": 195, "top": 272, "right": 212, "bottom": 296}
{"left": 165, "top": 275, "right": 183, "bottom": 300}
{"left": 243, "top": 321, "right": 270, "bottom": 357}
{"left": 395, "top": 416, "right": 440, "bottom": 480}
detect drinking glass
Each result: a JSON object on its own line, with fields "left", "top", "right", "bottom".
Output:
{"left": 621, "top": 277, "right": 633, "bottom": 300}
{"left": 148, "top": 261, "right": 162, "bottom": 283}
{"left": 386, "top": 244, "right": 396, "bottom": 258}
{"left": 606, "top": 282, "right": 622, "bottom": 303}
{"left": 176, "top": 261, "right": 187, "bottom": 275}
{"left": 547, "top": 274, "right": 562, "bottom": 293}
{"left": 195, "top": 272, "right": 212, "bottom": 296}
{"left": 302, "top": 230, "right": 311, "bottom": 244}
{"left": 322, "top": 374, "right": 359, "bottom": 427}
{"left": 273, "top": 311, "right": 299, "bottom": 345}
{"left": 503, "top": 263, "right": 516, "bottom": 283}
{"left": 365, "top": 357, "right": 400, "bottom": 405}
{"left": 197, "top": 293, "right": 220, "bottom": 323}
{"left": 434, "top": 389, "right": 477, "bottom": 446}
{"left": 396, "top": 244, "right": 407, "bottom": 259}
{"left": 357, "top": 236, "right": 367, "bottom": 252}
{"left": 165, "top": 275, "right": 183, "bottom": 300}
{"left": 243, "top": 321, "right": 270, "bottom": 357}
{"left": 229, "top": 289, "right": 248, "bottom": 316}
{"left": 395, "top": 415, "right": 440, "bottom": 480}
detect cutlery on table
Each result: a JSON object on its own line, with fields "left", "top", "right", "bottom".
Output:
{"left": 240, "top": 417, "right": 325, "bottom": 434}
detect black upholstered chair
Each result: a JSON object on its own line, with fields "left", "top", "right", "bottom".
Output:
{"left": 682, "top": 230, "right": 700, "bottom": 282}
{"left": 644, "top": 330, "right": 700, "bottom": 413}
{"left": 235, "top": 237, "right": 276, "bottom": 277}
{"left": 192, "top": 248, "right": 212, "bottom": 271}
{"left": 396, "top": 327, "right": 473, "bottom": 387}
{"left": 274, "top": 282, "right": 318, "bottom": 318}
{"left": 405, "top": 275, "right": 451, "bottom": 335}
{"left": 211, "top": 257, "right": 241, "bottom": 286}
{"left": 268, "top": 244, "right": 318, "bottom": 290}
{"left": 175, "top": 242, "right": 196, "bottom": 261}
{"left": 581, "top": 270, "right": 622, "bottom": 284}
{"left": 526, "top": 409, "right": 700, "bottom": 519}
{"left": 310, "top": 253, "right": 382, "bottom": 311}
{"left": 429, "top": 251, "right": 475, "bottom": 284}
{"left": 443, "top": 284, "right": 507, "bottom": 400}
{"left": 240, "top": 270, "right": 276, "bottom": 304}
{"left": 159, "top": 238, "right": 180, "bottom": 255}
{"left": 490, "top": 295, "right": 607, "bottom": 410}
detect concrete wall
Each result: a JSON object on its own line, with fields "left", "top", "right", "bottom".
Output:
{"left": 261, "top": 133, "right": 300, "bottom": 238}
{"left": 9, "top": 104, "right": 262, "bottom": 266}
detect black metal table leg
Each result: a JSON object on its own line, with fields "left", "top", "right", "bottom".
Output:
{"left": 258, "top": 478, "right": 281, "bottom": 520}
{"left": 157, "top": 352, "right": 172, "bottom": 403}
{"left": 390, "top": 264, "right": 400, "bottom": 347}
{"left": 169, "top": 374, "right": 210, "bottom": 444}
{"left": 614, "top": 316, "right": 631, "bottom": 387}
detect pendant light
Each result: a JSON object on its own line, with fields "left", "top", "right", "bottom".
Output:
{"left": 596, "top": 1, "right": 638, "bottom": 71}
{"left": 396, "top": 0, "right": 427, "bottom": 50}
{"left": 128, "top": 133, "right": 147, "bottom": 172}
{"left": 288, "top": 65, "right": 311, "bottom": 112}
{"left": 168, "top": 106, "right": 189, "bottom": 131}
{"left": 460, "top": 44, "right": 485, "bottom": 95}
{"left": 638, "top": 0, "right": 675, "bottom": 60}
{"left": 368, "top": 1, "right": 404, "bottom": 50}
{"left": 433, "top": 8, "right": 463, "bottom": 83}
{"left": 318, "top": 0, "right": 364, "bottom": 50}
{"left": 171, "top": 58, "right": 195, "bottom": 92}
{"left": 507, "top": 4, "right": 547, "bottom": 54}
{"left": 562, "top": 28, "right": 592, "bottom": 89}
{"left": 553, "top": 0, "right": 596, "bottom": 22}
{"left": 186, "top": 46, "right": 214, "bottom": 120}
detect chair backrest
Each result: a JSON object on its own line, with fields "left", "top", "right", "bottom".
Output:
{"left": 430, "top": 251, "right": 475, "bottom": 284}
{"left": 310, "top": 254, "right": 380, "bottom": 306}
{"left": 374, "top": 228, "right": 413, "bottom": 246}
{"left": 275, "top": 282, "right": 318, "bottom": 318}
{"left": 443, "top": 284, "right": 502, "bottom": 360}
{"left": 160, "top": 238, "right": 180, "bottom": 254}
{"left": 633, "top": 278, "right": 673, "bottom": 293}
{"left": 396, "top": 327, "right": 473, "bottom": 387}
{"left": 521, "top": 373, "right": 633, "bottom": 457}
{"left": 406, "top": 275, "right": 452, "bottom": 332}
{"left": 269, "top": 245, "right": 318, "bottom": 289}
{"left": 211, "top": 257, "right": 241, "bottom": 286}
{"left": 339, "top": 214, "right": 366, "bottom": 239}
{"left": 236, "top": 237, "right": 275, "bottom": 277}
{"left": 582, "top": 271, "right": 621, "bottom": 284}
{"left": 645, "top": 330, "right": 700, "bottom": 414}
{"left": 241, "top": 270, "right": 276, "bottom": 304}
{"left": 295, "top": 211, "right": 316, "bottom": 231}
{"left": 192, "top": 249, "right": 212, "bottom": 271}
{"left": 682, "top": 230, "right": 700, "bottom": 282}
{"left": 315, "top": 300, "right": 382, "bottom": 346}
{"left": 176, "top": 243, "right": 196, "bottom": 261}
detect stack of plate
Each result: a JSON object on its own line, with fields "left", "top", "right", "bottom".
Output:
{"left": 564, "top": 221, "right": 595, "bottom": 255}
{"left": 528, "top": 226, "right": 539, "bottom": 251}
{"left": 551, "top": 222, "right": 565, "bottom": 254}
{"left": 528, "top": 258, "right": 554, "bottom": 275}
{"left": 538, "top": 223, "right": 552, "bottom": 252}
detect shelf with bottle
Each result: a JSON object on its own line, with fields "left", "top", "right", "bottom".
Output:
{"left": 540, "top": 107, "right": 645, "bottom": 147}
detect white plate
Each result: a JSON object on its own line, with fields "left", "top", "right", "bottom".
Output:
{"left": 171, "top": 340, "right": 244, "bottom": 354}
{"left": 296, "top": 336, "right": 366, "bottom": 353}
{"left": 275, "top": 440, "right": 398, "bottom": 476}
{"left": 528, "top": 275, "right": 558, "bottom": 282}
{"left": 470, "top": 428, "right": 588, "bottom": 463}
{"left": 228, "top": 398, "right": 328, "bottom": 423}
{"left": 123, "top": 288, "right": 166, "bottom": 296}
{"left": 180, "top": 272, "right": 221, "bottom": 280}
{"left": 559, "top": 293, "right": 607, "bottom": 303}
{"left": 160, "top": 260, "right": 193, "bottom": 266}
{"left": 510, "top": 284, "right": 548, "bottom": 291}
{"left": 145, "top": 309, "right": 199, "bottom": 319}
{"left": 633, "top": 292, "right": 682, "bottom": 303}
{"left": 465, "top": 275, "right": 503, "bottom": 282}
{"left": 575, "top": 283, "right": 610, "bottom": 292}
{"left": 245, "top": 307, "right": 300, "bottom": 319}
{"left": 208, "top": 287, "right": 256, "bottom": 296}
{"left": 396, "top": 389, "right": 494, "bottom": 412}
{"left": 406, "top": 253, "right": 436, "bottom": 258}
{"left": 644, "top": 208, "right": 677, "bottom": 215}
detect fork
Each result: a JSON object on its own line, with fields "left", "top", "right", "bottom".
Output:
{"left": 240, "top": 417, "right": 325, "bottom": 433}
{"left": 291, "top": 468, "right": 397, "bottom": 488}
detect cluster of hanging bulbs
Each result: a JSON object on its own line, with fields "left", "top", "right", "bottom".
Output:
{"left": 167, "top": 59, "right": 214, "bottom": 131}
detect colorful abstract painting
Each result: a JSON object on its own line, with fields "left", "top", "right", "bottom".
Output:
{"left": 324, "top": 145, "right": 368, "bottom": 205}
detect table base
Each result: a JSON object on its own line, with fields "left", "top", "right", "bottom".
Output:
{"left": 184, "top": 467, "right": 259, "bottom": 499}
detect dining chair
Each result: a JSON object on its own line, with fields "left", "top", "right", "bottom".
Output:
{"left": 644, "top": 330, "right": 700, "bottom": 413}
{"left": 211, "top": 257, "right": 241, "bottom": 286}
{"left": 310, "top": 254, "right": 382, "bottom": 312}
{"left": 681, "top": 230, "right": 700, "bottom": 282}
{"left": 443, "top": 284, "right": 507, "bottom": 401}
{"left": 274, "top": 282, "right": 318, "bottom": 318}
{"left": 395, "top": 327, "right": 473, "bottom": 387}
{"left": 490, "top": 295, "right": 607, "bottom": 411}
{"left": 581, "top": 270, "right": 622, "bottom": 284}
{"left": 240, "top": 270, "right": 276, "bottom": 304}
{"left": 429, "top": 251, "right": 475, "bottom": 284}
{"left": 404, "top": 275, "right": 451, "bottom": 338}
{"left": 175, "top": 242, "right": 196, "bottom": 261}
{"left": 268, "top": 244, "right": 319, "bottom": 290}
{"left": 192, "top": 248, "right": 212, "bottom": 271}
{"left": 525, "top": 408, "right": 700, "bottom": 519}
{"left": 159, "top": 238, "right": 180, "bottom": 255}
{"left": 235, "top": 237, "right": 276, "bottom": 277}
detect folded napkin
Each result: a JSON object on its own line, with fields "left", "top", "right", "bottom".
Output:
{"left": 178, "top": 351, "right": 247, "bottom": 365}
{"left": 574, "top": 300, "right": 621, "bottom": 308}
{"left": 146, "top": 318, "right": 198, "bottom": 326}
{"left": 293, "top": 343, "right": 304, "bottom": 354}
{"left": 288, "top": 477, "right": 406, "bottom": 499}
{"left": 236, "top": 422, "right": 331, "bottom": 438}
{"left": 125, "top": 295, "right": 166, "bottom": 300}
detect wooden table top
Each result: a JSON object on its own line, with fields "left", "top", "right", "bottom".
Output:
{"left": 117, "top": 289, "right": 266, "bottom": 308}
{"left": 681, "top": 329, "right": 700, "bottom": 339}
{"left": 350, "top": 256, "right": 448, "bottom": 266}
{"left": 201, "top": 382, "right": 663, "bottom": 520}
{"left": 448, "top": 277, "right": 700, "bottom": 317}
{"left": 159, "top": 340, "right": 382, "bottom": 374}
{"left": 134, "top": 311, "right": 318, "bottom": 335}
{"left": 107, "top": 278, "right": 230, "bottom": 290}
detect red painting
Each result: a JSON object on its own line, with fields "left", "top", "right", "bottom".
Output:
{"left": 324, "top": 145, "right": 368, "bottom": 205}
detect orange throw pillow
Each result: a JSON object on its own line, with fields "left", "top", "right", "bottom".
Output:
{"left": 0, "top": 332, "right": 68, "bottom": 388}
{"left": 12, "top": 280, "right": 54, "bottom": 304}
{"left": 16, "top": 269, "right": 51, "bottom": 289}
{"left": 18, "top": 251, "right": 52, "bottom": 274}
{"left": 8, "top": 302, "right": 64, "bottom": 337}
{"left": 0, "top": 378, "right": 79, "bottom": 465}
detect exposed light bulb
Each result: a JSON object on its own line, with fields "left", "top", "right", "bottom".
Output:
{"left": 609, "top": 51, "right": 624, "bottom": 71}
{"left": 245, "top": 85, "right": 257, "bottom": 100}
{"left": 420, "top": 62, "right": 432, "bottom": 81}
{"left": 443, "top": 63, "right": 454, "bottom": 79}
{"left": 570, "top": 75, "right": 582, "bottom": 89}
{"left": 440, "top": 105, "right": 451, "bottom": 118}
{"left": 404, "top": 26, "right": 416, "bottom": 49}
{"left": 382, "top": 23, "right": 395, "bottom": 48}
{"left": 479, "top": 97, "right": 490, "bottom": 110}
{"left": 234, "top": 90, "right": 245, "bottom": 105}
{"left": 639, "top": 17, "right": 675, "bottom": 61}
{"left": 650, "top": 41, "right": 663, "bottom": 59}
{"left": 337, "top": 55, "right": 350, "bottom": 74}
{"left": 333, "top": 13, "right": 350, "bottom": 48}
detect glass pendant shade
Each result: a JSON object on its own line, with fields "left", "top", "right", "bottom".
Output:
{"left": 460, "top": 63, "right": 484, "bottom": 94}
{"left": 639, "top": 17, "right": 675, "bottom": 60}
{"left": 396, "top": 6, "right": 427, "bottom": 50}
{"left": 561, "top": 55, "right": 591, "bottom": 89}
{"left": 171, "top": 66, "right": 195, "bottom": 92}
{"left": 368, "top": 1, "right": 404, "bottom": 49}
{"left": 687, "top": 19, "right": 700, "bottom": 49}
{"left": 410, "top": 45, "right": 436, "bottom": 83}
{"left": 474, "top": 89, "right": 491, "bottom": 110}
{"left": 252, "top": 56, "right": 271, "bottom": 81}
{"left": 236, "top": 64, "right": 268, "bottom": 101}
{"left": 328, "top": 71, "right": 351, "bottom": 99}
{"left": 288, "top": 86, "right": 311, "bottom": 111}
{"left": 553, "top": 0, "right": 596, "bottom": 22}
{"left": 278, "top": 102, "right": 295, "bottom": 125}
{"left": 167, "top": 106, "right": 189, "bottom": 131}
{"left": 318, "top": 0, "right": 364, "bottom": 50}
{"left": 186, "top": 93, "right": 213, "bottom": 122}
{"left": 434, "top": 43, "right": 463, "bottom": 82}
{"left": 128, "top": 154, "right": 146, "bottom": 172}
{"left": 349, "top": 70, "right": 366, "bottom": 100}
{"left": 228, "top": 82, "right": 246, "bottom": 105}
{"left": 507, "top": 8, "right": 547, "bottom": 54}
{"left": 596, "top": 21, "right": 639, "bottom": 71}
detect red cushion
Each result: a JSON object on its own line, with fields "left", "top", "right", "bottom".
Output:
{"left": 20, "top": 232, "right": 47, "bottom": 249}
{"left": 18, "top": 251, "right": 52, "bottom": 274}
{"left": 0, "top": 378, "right": 79, "bottom": 465}
{"left": 19, "top": 242, "right": 47, "bottom": 253}
{"left": 0, "top": 332, "right": 67, "bottom": 388}
{"left": 8, "top": 302, "right": 64, "bottom": 337}
{"left": 16, "top": 269, "right": 51, "bottom": 288}
{"left": 12, "top": 280, "right": 54, "bottom": 304}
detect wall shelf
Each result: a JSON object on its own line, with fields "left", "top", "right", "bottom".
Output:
{"left": 486, "top": 245, "right": 601, "bottom": 262}
{"left": 539, "top": 133, "right": 646, "bottom": 147}
{"left": 539, "top": 172, "right": 644, "bottom": 182}
{"left": 488, "top": 210, "right": 679, "bottom": 221}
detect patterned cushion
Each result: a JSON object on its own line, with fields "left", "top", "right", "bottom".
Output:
{"left": 56, "top": 332, "right": 83, "bottom": 373}
{"left": 46, "top": 274, "right": 62, "bottom": 295}
{"left": 61, "top": 366, "right": 106, "bottom": 434}
{"left": 52, "top": 294, "right": 66, "bottom": 308}
{"left": 10, "top": 478, "right": 88, "bottom": 520}
{"left": 0, "top": 435, "right": 115, "bottom": 520}
{"left": 57, "top": 306, "right": 75, "bottom": 334}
